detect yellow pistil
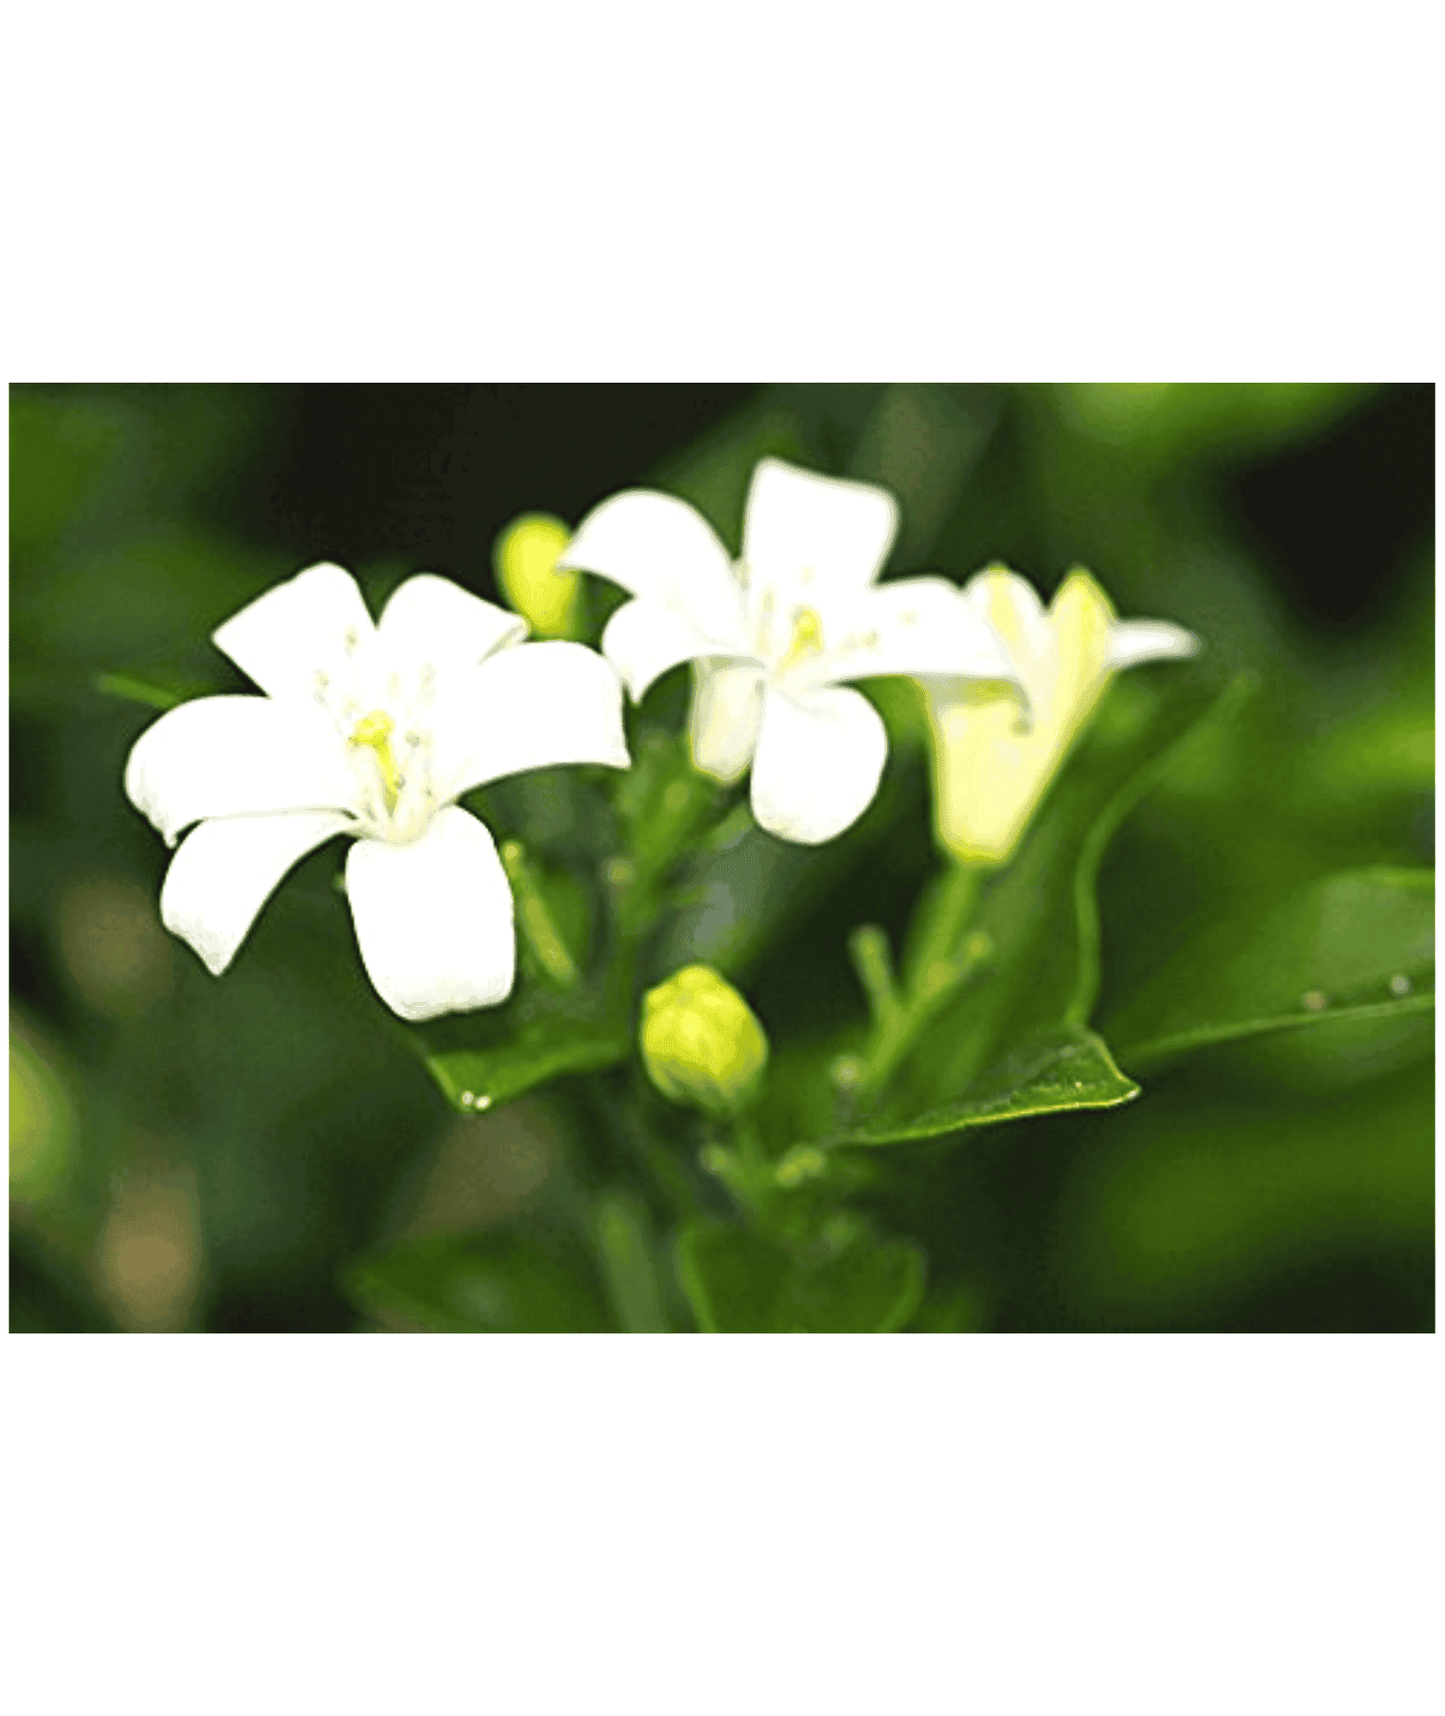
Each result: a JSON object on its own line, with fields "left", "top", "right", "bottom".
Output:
{"left": 780, "top": 606, "right": 825, "bottom": 670}
{"left": 350, "top": 709, "right": 402, "bottom": 814}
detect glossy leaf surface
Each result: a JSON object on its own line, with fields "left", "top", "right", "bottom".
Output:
{"left": 830, "top": 1024, "right": 1139, "bottom": 1146}
{"left": 1107, "top": 868, "right": 1434, "bottom": 1072}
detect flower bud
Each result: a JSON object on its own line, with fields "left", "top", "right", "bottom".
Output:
{"left": 639, "top": 964, "right": 768, "bottom": 1114}
{"left": 493, "top": 513, "right": 582, "bottom": 639}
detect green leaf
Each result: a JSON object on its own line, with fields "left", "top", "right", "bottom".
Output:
{"left": 93, "top": 668, "right": 220, "bottom": 711}
{"left": 675, "top": 1220, "right": 924, "bottom": 1333}
{"left": 828, "top": 1024, "right": 1139, "bottom": 1146}
{"left": 1107, "top": 868, "right": 1435, "bottom": 1073}
{"left": 341, "top": 1231, "right": 612, "bottom": 1332}
{"left": 416, "top": 985, "right": 629, "bottom": 1115}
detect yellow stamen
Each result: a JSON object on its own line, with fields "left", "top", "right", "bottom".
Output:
{"left": 781, "top": 606, "right": 825, "bottom": 669}
{"left": 350, "top": 710, "right": 402, "bottom": 814}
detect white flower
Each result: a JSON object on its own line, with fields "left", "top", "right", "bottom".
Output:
{"left": 921, "top": 565, "right": 1198, "bottom": 864}
{"left": 557, "top": 457, "right": 1020, "bottom": 845}
{"left": 124, "top": 563, "right": 629, "bottom": 1021}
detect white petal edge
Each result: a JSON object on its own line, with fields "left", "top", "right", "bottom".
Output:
{"left": 161, "top": 811, "right": 353, "bottom": 976}
{"left": 436, "top": 640, "right": 631, "bottom": 800}
{"left": 558, "top": 489, "right": 744, "bottom": 641}
{"left": 125, "top": 695, "right": 362, "bottom": 846}
{"left": 1107, "top": 618, "right": 1200, "bottom": 671}
{"left": 602, "top": 598, "right": 757, "bottom": 702}
{"left": 345, "top": 805, "right": 515, "bottom": 1021}
{"left": 790, "top": 575, "right": 1023, "bottom": 696}
{"left": 964, "top": 566, "right": 1053, "bottom": 663}
{"left": 749, "top": 684, "right": 889, "bottom": 846}
{"left": 688, "top": 660, "right": 767, "bottom": 784}
{"left": 376, "top": 573, "right": 528, "bottom": 679}
{"left": 742, "top": 458, "right": 899, "bottom": 598}
{"left": 212, "top": 563, "right": 375, "bottom": 702}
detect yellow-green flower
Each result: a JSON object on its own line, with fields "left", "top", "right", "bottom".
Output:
{"left": 921, "top": 566, "right": 1197, "bottom": 865}
{"left": 640, "top": 964, "right": 768, "bottom": 1114}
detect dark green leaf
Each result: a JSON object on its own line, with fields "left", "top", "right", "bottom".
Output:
{"left": 675, "top": 1220, "right": 924, "bottom": 1333}
{"left": 417, "top": 985, "right": 629, "bottom": 1115}
{"left": 342, "top": 1231, "right": 612, "bottom": 1332}
{"left": 828, "top": 1024, "right": 1139, "bottom": 1146}
{"left": 1107, "top": 868, "right": 1434, "bottom": 1073}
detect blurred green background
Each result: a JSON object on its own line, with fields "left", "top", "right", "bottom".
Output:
{"left": 9, "top": 383, "right": 1434, "bottom": 1332}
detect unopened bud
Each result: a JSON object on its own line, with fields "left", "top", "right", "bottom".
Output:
{"left": 639, "top": 964, "right": 768, "bottom": 1114}
{"left": 494, "top": 513, "right": 581, "bottom": 639}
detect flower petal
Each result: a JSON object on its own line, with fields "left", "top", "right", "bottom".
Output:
{"left": 160, "top": 811, "right": 352, "bottom": 975}
{"left": 688, "top": 660, "right": 766, "bottom": 784}
{"left": 1048, "top": 570, "right": 1117, "bottom": 730}
{"left": 345, "top": 806, "right": 515, "bottom": 1020}
{"left": 602, "top": 598, "right": 757, "bottom": 702}
{"left": 376, "top": 573, "right": 528, "bottom": 680}
{"left": 212, "top": 563, "right": 375, "bottom": 701}
{"left": 922, "top": 687, "right": 1044, "bottom": 865}
{"left": 558, "top": 490, "right": 745, "bottom": 642}
{"left": 1107, "top": 618, "right": 1199, "bottom": 671}
{"left": 742, "top": 459, "right": 899, "bottom": 602}
{"left": 749, "top": 685, "right": 888, "bottom": 845}
{"left": 125, "top": 695, "right": 361, "bottom": 846}
{"left": 787, "top": 575, "right": 1022, "bottom": 697}
{"left": 435, "top": 640, "right": 630, "bottom": 799}
{"left": 962, "top": 566, "right": 1055, "bottom": 704}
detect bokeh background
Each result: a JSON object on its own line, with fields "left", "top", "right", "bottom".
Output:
{"left": 9, "top": 383, "right": 1434, "bottom": 1332}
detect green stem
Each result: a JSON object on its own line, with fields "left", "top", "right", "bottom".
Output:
{"left": 851, "top": 860, "right": 992, "bottom": 1105}
{"left": 592, "top": 1189, "right": 671, "bottom": 1332}
{"left": 733, "top": 1113, "right": 768, "bottom": 1183}
{"left": 907, "top": 861, "right": 986, "bottom": 997}
{"left": 847, "top": 925, "right": 902, "bottom": 1033}
{"left": 499, "top": 840, "right": 580, "bottom": 988}
{"left": 695, "top": 1107, "right": 781, "bottom": 1234}
{"left": 578, "top": 1075, "right": 702, "bottom": 1223}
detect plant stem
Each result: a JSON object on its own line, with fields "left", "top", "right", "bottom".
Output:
{"left": 850, "top": 860, "right": 991, "bottom": 1105}
{"left": 499, "top": 840, "right": 580, "bottom": 988}
{"left": 579, "top": 1075, "right": 703, "bottom": 1222}
{"left": 592, "top": 1189, "right": 672, "bottom": 1332}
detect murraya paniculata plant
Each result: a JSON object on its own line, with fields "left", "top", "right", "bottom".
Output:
{"left": 112, "top": 454, "right": 1434, "bottom": 1333}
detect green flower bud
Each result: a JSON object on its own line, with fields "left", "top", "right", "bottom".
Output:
{"left": 639, "top": 964, "right": 769, "bottom": 1114}
{"left": 493, "top": 513, "right": 582, "bottom": 639}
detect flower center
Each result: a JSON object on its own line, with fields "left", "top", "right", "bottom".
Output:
{"left": 780, "top": 606, "right": 825, "bottom": 670}
{"left": 349, "top": 709, "right": 403, "bottom": 816}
